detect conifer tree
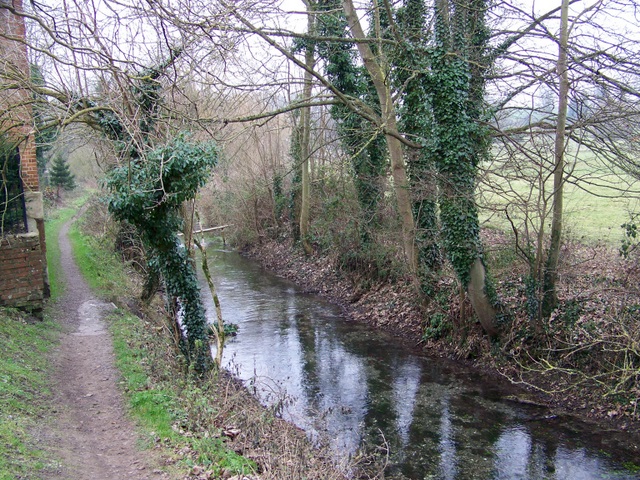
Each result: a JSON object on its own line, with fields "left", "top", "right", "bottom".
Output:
{"left": 49, "top": 154, "right": 76, "bottom": 196}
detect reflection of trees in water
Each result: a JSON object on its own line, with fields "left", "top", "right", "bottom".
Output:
{"left": 294, "top": 312, "right": 368, "bottom": 456}
{"left": 360, "top": 354, "right": 400, "bottom": 446}
{"left": 391, "top": 378, "right": 500, "bottom": 478}
{"left": 495, "top": 426, "right": 535, "bottom": 478}
{"left": 392, "top": 359, "right": 422, "bottom": 447}
{"left": 438, "top": 393, "right": 457, "bottom": 480}
{"left": 207, "top": 250, "right": 636, "bottom": 480}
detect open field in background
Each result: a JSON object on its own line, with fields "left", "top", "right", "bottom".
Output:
{"left": 479, "top": 144, "right": 640, "bottom": 245}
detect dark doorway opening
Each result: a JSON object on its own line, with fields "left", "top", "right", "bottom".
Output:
{"left": 1, "top": 147, "right": 28, "bottom": 235}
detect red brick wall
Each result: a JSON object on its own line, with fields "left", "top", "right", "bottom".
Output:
{"left": 0, "top": 0, "right": 39, "bottom": 191}
{"left": 0, "top": 234, "right": 44, "bottom": 310}
{"left": 1, "top": 1, "right": 46, "bottom": 309}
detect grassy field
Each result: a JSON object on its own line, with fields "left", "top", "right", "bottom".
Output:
{"left": 479, "top": 147, "right": 640, "bottom": 245}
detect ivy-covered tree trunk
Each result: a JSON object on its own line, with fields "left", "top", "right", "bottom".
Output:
{"left": 107, "top": 135, "right": 218, "bottom": 373}
{"left": 289, "top": 121, "right": 303, "bottom": 242}
{"left": 408, "top": 148, "right": 441, "bottom": 294}
{"left": 317, "top": 0, "right": 386, "bottom": 246}
{"left": 430, "top": 0, "right": 498, "bottom": 336}
{"left": 342, "top": 0, "right": 418, "bottom": 273}
{"left": 396, "top": 0, "right": 443, "bottom": 294}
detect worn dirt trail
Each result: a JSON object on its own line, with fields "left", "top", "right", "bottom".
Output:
{"left": 44, "top": 218, "right": 170, "bottom": 479}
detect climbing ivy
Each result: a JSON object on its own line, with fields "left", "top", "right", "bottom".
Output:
{"left": 273, "top": 170, "right": 286, "bottom": 224}
{"left": 316, "top": 0, "right": 386, "bottom": 245}
{"left": 427, "top": 0, "right": 491, "bottom": 288}
{"left": 106, "top": 134, "right": 218, "bottom": 373}
{"left": 288, "top": 113, "right": 302, "bottom": 242}
{"left": 89, "top": 52, "right": 220, "bottom": 373}
{"left": 395, "top": 0, "right": 443, "bottom": 294}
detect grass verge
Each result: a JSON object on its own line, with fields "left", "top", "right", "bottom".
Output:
{"left": 67, "top": 222, "right": 132, "bottom": 301}
{"left": 0, "top": 309, "right": 59, "bottom": 479}
{"left": 67, "top": 214, "right": 256, "bottom": 477}
{"left": 44, "top": 206, "right": 76, "bottom": 300}
{"left": 68, "top": 198, "right": 347, "bottom": 479}
{"left": 108, "top": 311, "right": 258, "bottom": 477}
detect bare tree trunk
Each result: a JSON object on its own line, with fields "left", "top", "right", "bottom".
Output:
{"left": 543, "top": 0, "right": 570, "bottom": 316}
{"left": 342, "top": 0, "right": 418, "bottom": 273}
{"left": 468, "top": 259, "right": 498, "bottom": 337}
{"left": 194, "top": 233, "right": 225, "bottom": 368}
{"left": 181, "top": 200, "right": 196, "bottom": 257}
{"left": 300, "top": 0, "right": 315, "bottom": 255}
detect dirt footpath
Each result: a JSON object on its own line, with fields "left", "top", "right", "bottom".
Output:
{"left": 44, "top": 218, "right": 169, "bottom": 479}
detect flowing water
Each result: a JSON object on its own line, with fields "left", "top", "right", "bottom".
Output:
{"left": 202, "top": 246, "right": 640, "bottom": 479}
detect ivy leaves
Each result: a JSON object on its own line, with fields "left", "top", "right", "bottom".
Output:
{"left": 107, "top": 134, "right": 218, "bottom": 374}
{"left": 107, "top": 135, "right": 217, "bottom": 225}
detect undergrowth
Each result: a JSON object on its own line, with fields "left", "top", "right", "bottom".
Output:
{"left": 108, "top": 310, "right": 257, "bottom": 477}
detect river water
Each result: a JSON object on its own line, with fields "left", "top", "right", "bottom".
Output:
{"left": 201, "top": 246, "right": 640, "bottom": 479}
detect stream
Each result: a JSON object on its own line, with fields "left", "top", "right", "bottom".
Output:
{"left": 201, "top": 245, "right": 640, "bottom": 479}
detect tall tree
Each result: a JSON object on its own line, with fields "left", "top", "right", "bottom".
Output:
{"left": 542, "top": 0, "right": 570, "bottom": 316}
{"left": 289, "top": 113, "right": 303, "bottom": 242}
{"left": 429, "top": 0, "right": 498, "bottom": 335}
{"left": 316, "top": 0, "right": 386, "bottom": 246}
{"left": 395, "top": 0, "right": 443, "bottom": 294}
{"left": 107, "top": 135, "right": 217, "bottom": 374}
{"left": 484, "top": 0, "right": 640, "bottom": 325}
{"left": 299, "top": 0, "right": 316, "bottom": 255}
{"left": 342, "top": 0, "right": 418, "bottom": 274}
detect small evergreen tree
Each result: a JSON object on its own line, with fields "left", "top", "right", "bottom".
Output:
{"left": 49, "top": 154, "right": 76, "bottom": 196}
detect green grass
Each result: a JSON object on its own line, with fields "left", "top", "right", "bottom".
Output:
{"left": 109, "top": 313, "right": 178, "bottom": 442}
{"left": 480, "top": 147, "right": 640, "bottom": 245}
{"left": 67, "top": 223, "right": 131, "bottom": 300}
{"left": 44, "top": 206, "right": 76, "bottom": 300}
{"left": 0, "top": 200, "right": 88, "bottom": 478}
{"left": 108, "top": 311, "right": 256, "bottom": 474}
{"left": 0, "top": 309, "right": 59, "bottom": 479}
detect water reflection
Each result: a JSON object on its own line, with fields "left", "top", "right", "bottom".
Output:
{"left": 201, "top": 248, "right": 640, "bottom": 479}
{"left": 494, "top": 426, "right": 533, "bottom": 479}
{"left": 392, "top": 359, "right": 421, "bottom": 447}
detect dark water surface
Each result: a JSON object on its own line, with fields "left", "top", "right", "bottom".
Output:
{"left": 202, "top": 247, "right": 640, "bottom": 479}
